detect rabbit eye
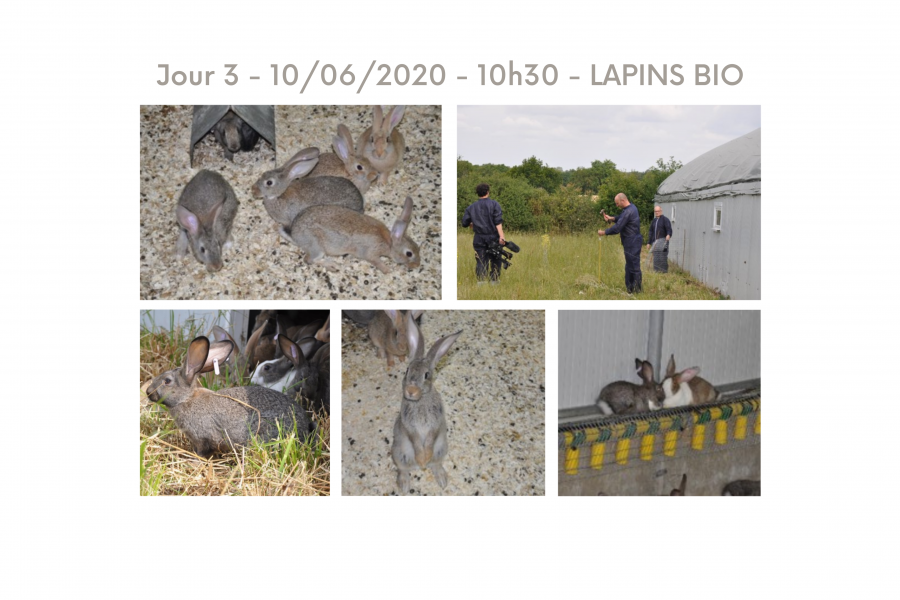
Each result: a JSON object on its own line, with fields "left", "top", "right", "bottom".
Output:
{"left": 406, "top": 251, "right": 413, "bottom": 257}
{"left": 165, "top": 378, "right": 172, "bottom": 385}
{"left": 424, "top": 372, "right": 430, "bottom": 380}
{"left": 200, "top": 246, "right": 206, "bottom": 254}
{"left": 266, "top": 179, "right": 275, "bottom": 187}
{"left": 356, "top": 165, "right": 363, "bottom": 171}
{"left": 264, "top": 364, "right": 271, "bottom": 371}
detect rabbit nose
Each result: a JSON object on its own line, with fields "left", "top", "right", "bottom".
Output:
{"left": 404, "top": 385, "right": 421, "bottom": 401}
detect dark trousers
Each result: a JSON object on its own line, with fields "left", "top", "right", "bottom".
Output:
{"left": 622, "top": 235, "right": 643, "bottom": 293}
{"left": 474, "top": 243, "right": 501, "bottom": 281}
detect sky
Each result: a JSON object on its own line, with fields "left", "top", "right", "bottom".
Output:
{"left": 457, "top": 105, "right": 761, "bottom": 172}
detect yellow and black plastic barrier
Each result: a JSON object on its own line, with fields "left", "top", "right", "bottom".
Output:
{"left": 559, "top": 396, "right": 760, "bottom": 475}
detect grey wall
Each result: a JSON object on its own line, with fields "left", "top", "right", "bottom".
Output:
{"left": 559, "top": 310, "right": 760, "bottom": 411}
{"left": 658, "top": 195, "right": 761, "bottom": 300}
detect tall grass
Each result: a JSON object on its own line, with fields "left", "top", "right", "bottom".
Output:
{"left": 139, "top": 311, "right": 330, "bottom": 496}
{"left": 457, "top": 232, "right": 724, "bottom": 300}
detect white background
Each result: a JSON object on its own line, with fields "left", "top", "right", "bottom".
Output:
{"left": 2, "top": 1, "right": 896, "bottom": 598}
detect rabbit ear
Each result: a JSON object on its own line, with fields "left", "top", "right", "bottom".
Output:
{"left": 202, "top": 340, "right": 235, "bottom": 373}
{"left": 176, "top": 206, "right": 200, "bottom": 236}
{"left": 279, "top": 335, "right": 305, "bottom": 369}
{"left": 634, "top": 358, "right": 642, "bottom": 373}
{"left": 640, "top": 360, "right": 654, "bottom": 382}
{"left": 391, "top": 197, "right": 413, "bottom": 242}
{"left": 244, "top": 318, "right": 268, "bottom": 364}
{"left": 282, "top": 147, "right": 320, "bottom": 168}
{"left": 333, "top": 132, "right": 350, "bottom": 161}
{"left": 284, "top": 153, "right": 319, "bottom": 180}
{"left": 407, "top": 311, "right": 424, "bottom": 360}
{"left": 676, "top": 367, "right": 700, "bottom": 383}
{"left": 372, "top": 106, "right": 384, "bottom": 131}
{"left": 426, "top": 330, "right": 462, "bottom": 371}
{"left": 184, "top": 337, "right": 211, "bottom": 382}
{"left": 209, "top": 325, "right": 236, "bottom": 345}
{"left": 386, "top": 105, "right": 405, "bottom": 134}
{"left": 666, "top": 354, "right": 676, "bottom": 377}
{"left": 296, "top": 336, "right": 318, "bottom": 359}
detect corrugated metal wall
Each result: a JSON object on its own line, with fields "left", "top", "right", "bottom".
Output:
{"left": 559, "top": 311, "right": 760, "bottom": 410}
{"left": 558, "top": 311, "right": 648, "bottom": 411}
{"left": 660, "top": 311, "right": 760, "bottom": 385}
{"left": 658, "top": 195, "right": 761, "bottom": 300}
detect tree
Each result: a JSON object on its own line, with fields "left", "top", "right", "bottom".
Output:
{"left": 508, "top": 156, "right": 563, "bottom": 192}
{"left": 569, "top": 159, "right": 618, "bottom": 194}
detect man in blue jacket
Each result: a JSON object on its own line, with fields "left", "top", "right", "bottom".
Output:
{"left": 462, "top": 183, "right": 506, "bottom": 283}
{"left": 647, "top": 205, "right": 672, "bottom": 273}
{"left": 598, "top": 193, "right": 643, "bottom": 293}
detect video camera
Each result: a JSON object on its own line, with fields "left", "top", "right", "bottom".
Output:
{"left": 485, "top": 240, "right": 521, "bottom": 270}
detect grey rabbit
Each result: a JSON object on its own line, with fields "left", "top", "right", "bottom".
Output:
{"left": 285, "top": 196, "right": 420, "bottom": 274}
{"left": 250, "top": 334, "right": 320, "bottom": 410}
{"left": 251, "top": 147, "right": 364, "bottom": 228}
{"left": 722, "top": 480, "right": 761, "bottom": 496}
{"left": 175, "top": 170, "right": 239, "bottom": 273}
{"left": 392, "top": 312, "right": 462, "bottom": 494}
{"left": 146, "top": 336, "right": 312, "bottom": 458}
{"left": 213, "top": 110, "right": 260, "bottom": 161}
{"left": 596, "top": 359, "right": 665, "bottom": 416}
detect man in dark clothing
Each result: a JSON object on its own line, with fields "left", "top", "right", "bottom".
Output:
{"left": 462, "top": 183, "right": 506, "bottom": 283}
{"left": 598, "top": 193, "right": 643, "bottom": 293}
{"left": 647, "top": 205, "right": 673, "bottom": 273}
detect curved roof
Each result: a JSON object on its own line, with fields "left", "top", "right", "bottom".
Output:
{"left": 655, "top": 127, "right": 760, "bottom": 202}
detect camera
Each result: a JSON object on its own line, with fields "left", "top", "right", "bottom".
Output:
{"left": 485, "top": 240, "right": 520, "bottom": 270}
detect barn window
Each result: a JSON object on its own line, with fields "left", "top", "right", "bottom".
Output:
{"left": 713, "top": 203, "right": 723, "bottom": 231}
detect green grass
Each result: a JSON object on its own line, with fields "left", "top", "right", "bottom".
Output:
{"left": 140, "top": 311, "right": 330, "bottom": 496}
{"left": 456, "top": 232, "right": 725, "bottom": 300}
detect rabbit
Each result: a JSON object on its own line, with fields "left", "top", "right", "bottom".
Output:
{"left": 308, "top": 125, "right": 377, "bottom": 194}
{"left": 722, "top": 480, "right": 761, "bottom": 496}
{"left": 146, "top": 336, "right": 312, "bottom": 458}
{"left": 392, "top": 312, "right": 462, "bottom": 494}
{"left": 284, "top": 196, "right": 420, "bottom": 274}
{"left": 596, "top": 359, "right": 665, "bottom": 416}
{"left": 660, "top": 354, "right": 721, "bottom": 408}
{"left": 358, "top": 105, "right": 405, "bottom": 185}
{"left": 251, "top": 147, "right": 364, "bottom": 228}
{"left": 213, "top": 110, "right": 260, "bottom": 161}
{"left": 175, "top": 170, "right": 239, "bottom": 273}
{"left": 670, "top": 473, "right": 687, "bottom": 496}
{"left": 368, "top": 309, "right": 424, "bottom": 368}
{"left": 251, "top": 334, "right": 319, "bottom": 407}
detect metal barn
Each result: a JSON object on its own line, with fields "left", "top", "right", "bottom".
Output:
{"left": 557, "top": 310, "right": 761, "bottom": 495}
{"left": 654, "top": 128, "right": 761, "bottom": 300}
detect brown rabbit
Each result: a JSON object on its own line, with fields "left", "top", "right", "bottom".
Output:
{"left": 308, "top": 125, "right": 377, "bottom": 194}
{"left": 285, "top": 196, "right": 420, "bottom": 274}
{"left": 358, "top": 105, "right": 405, "bottom": 185}
{"left": 369, "top": 309, "right": 423, "bottom": 368}
{"left": 660, "top": 354, "right": 721, "bottom": 407}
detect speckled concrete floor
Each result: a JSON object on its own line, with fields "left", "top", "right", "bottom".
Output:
{"left": 140, "top": 105, "right": 442, "bottom": 300}
{"left": 342, "top": 310, "right": 545, "bottom": 496}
